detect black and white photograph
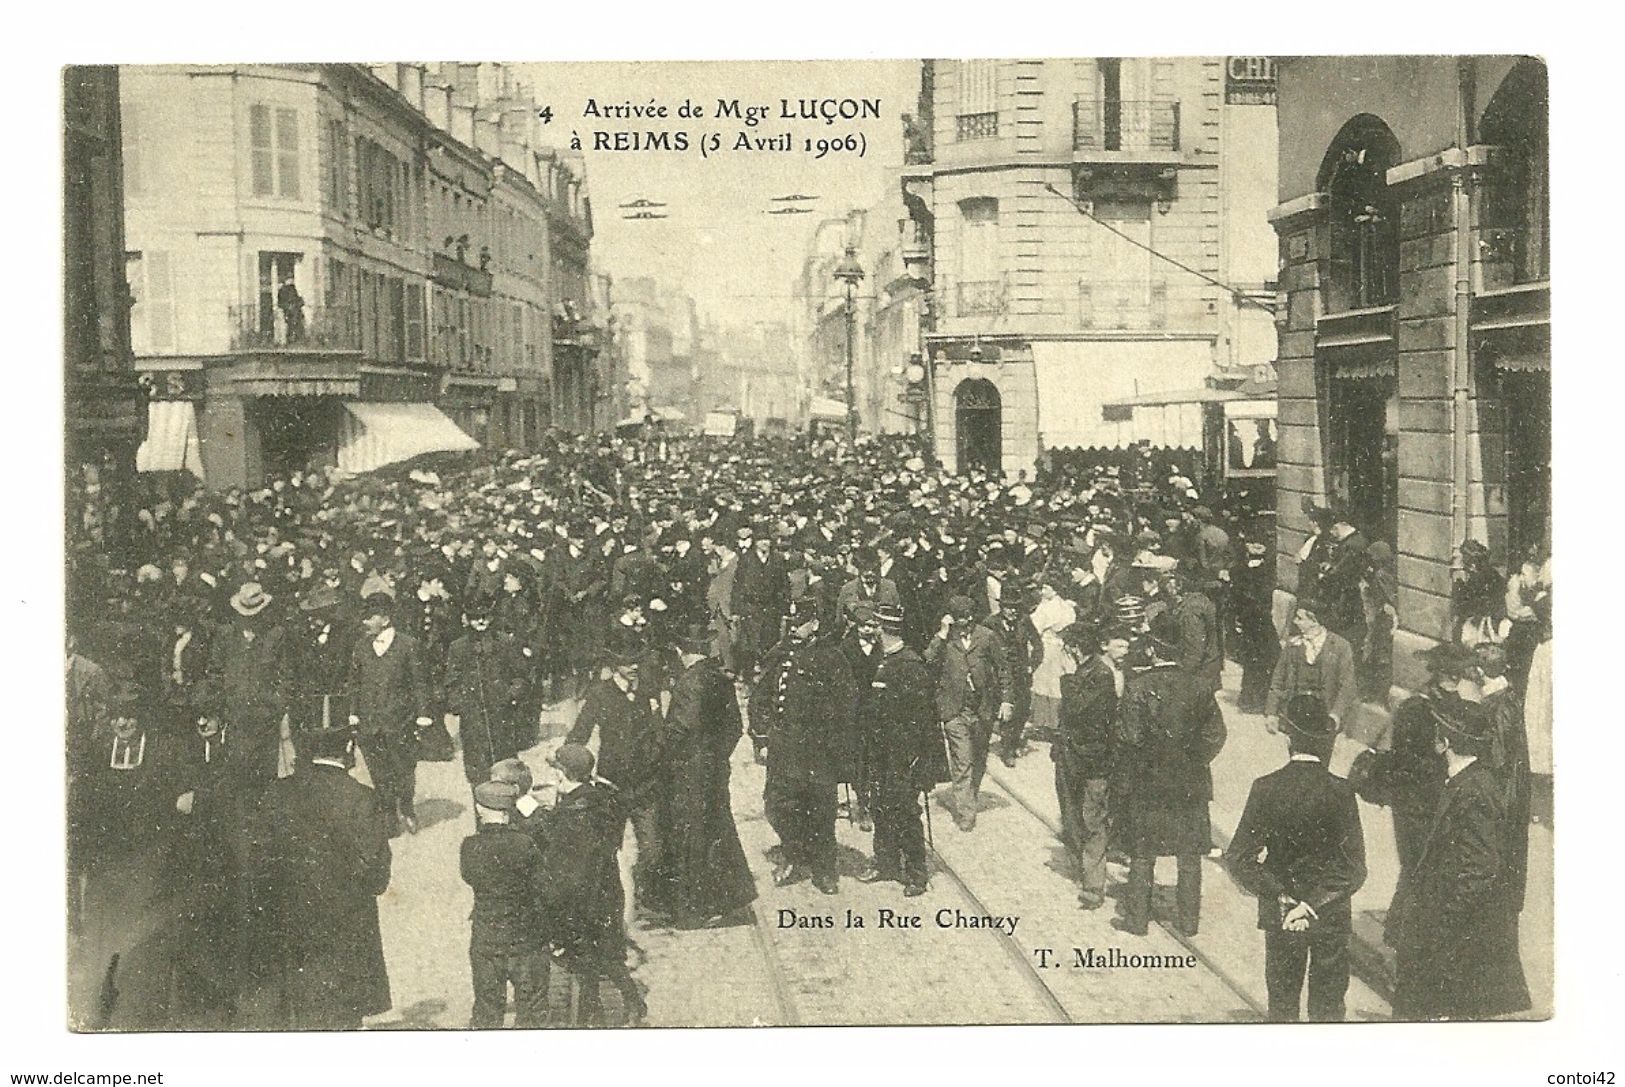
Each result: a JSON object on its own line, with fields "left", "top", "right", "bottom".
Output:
{"left": 40, "top": 29, "right": 1589, "bottom": 1068}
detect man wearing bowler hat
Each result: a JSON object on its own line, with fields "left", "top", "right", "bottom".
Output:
{"left": 348, "top": 588, "right": 432, "bottom": 837}
{"left": 925, "top": 593, "right": 1012, "bottom": 831}
{"left": 1226, "top": 694, "right": 1367, "bottom": 1021}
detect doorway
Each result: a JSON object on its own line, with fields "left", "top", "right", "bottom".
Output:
{"left": 955, "top": 378, "right": 1002, "bottom": 475}
{"left": 1327, "top": 375, "right": 1398, "bottom": 546}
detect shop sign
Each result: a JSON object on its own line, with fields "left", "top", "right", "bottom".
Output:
{"left": 137, "top": 368, "right": 204, "bottom": 401}
{"left": 1226, "top": 57, "right": 1277, "bottom": 105}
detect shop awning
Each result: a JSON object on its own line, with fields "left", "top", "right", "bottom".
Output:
{"left": 135, "top": 401, "right": 204, "bottom": 477}
{"left": 337, "top": 402, "right": 478, "bottom": 474}
{"left": 703, "top": 411, "right": 739, "bottom": 438}
{"left": 809, "top": 396, "right": 848, "bottom": 421}
{"left": 1032, "top": 339, "right": 1214, "bottom": 450}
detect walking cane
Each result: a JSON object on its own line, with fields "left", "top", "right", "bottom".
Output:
{"left": 922, "top": 788, "right": 934, "bottom": 852}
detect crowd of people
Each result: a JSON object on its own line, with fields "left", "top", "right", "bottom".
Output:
{"left": 64, "top": 427, "right": 1548, "bottom": 1027}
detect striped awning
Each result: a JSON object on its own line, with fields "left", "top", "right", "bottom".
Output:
{"left": 337, "top": 402, "right": 479, "bottom": 474}
{"left": 1492, "top": 351, "right": 1550, "bottom": 373}
{"left": 1330, "top": 357, "right": 1397, "bottom": 381}
{"left": 135, "top": 401, "right": 204, "bottom": 477}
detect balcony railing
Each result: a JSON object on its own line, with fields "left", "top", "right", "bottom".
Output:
{"left": 956, "top": 112, "right": 999, "bottom": 141}
{"left": 1073, "top": 100, "right": 1180, "bottom": 153}
{"left": 1077, "top": 279, "right": 1219, "bottom": 331}
{"left": 956, "top": 278, "right": 1006, "bottom": 317}
{"left": 229, "top": 304, "right": 360, "bottom": 352}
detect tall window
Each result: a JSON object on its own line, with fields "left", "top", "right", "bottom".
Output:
{"left": 122, "top": 102, "right": 144, "bottom": 198}
{"left": 1480, "top": 60, "right": 1549, "bottom": 288}
{"left": 405, "top": 283, "right": 426, "bottom": 360}
{"left": 956, "top": 59, "right": 998, "bottom": 140}
{"left": 127, "top": 251, "right": 176, "bottom": 354}
{"left": 250, "top": 105, "right": 300, "bottom": 198}
{"left": 1321, "top": 117, "right": 1400, "bottom": 312}
{"left": 1082, "top": 200, "right": 1161, "bottom": 328}
{"left": 323, "top": 117, "right": 347, "bottom": 215}
{"left": 956, "top": 198, "right": 1001, "bottom": 315}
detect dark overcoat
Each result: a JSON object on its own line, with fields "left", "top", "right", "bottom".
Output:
{"left": 567, "top": 679, "right": 666, "bottom": 805}
{"left": 537, "top": 780, "right": 626, "bottom": 955}
{"left": 1115, "top": 663, "right": 1225, "bottom": 856}
{"left": 756, "top": 635, "right": 857, "bottom": 790}
{"left": 663, "top": 656, "right": 756, "bottom": 921}
{"left": 444, "top": 632, "right": 528, "bottom": 785}
{"left": 1390, "top": 760, "right": 1531, "bottom": 1020}
{"left": 240, "top": 763, "right": 392, "bottom": 1028}
{"left": 202, "top": 624, "right": 293, "bottom": 788}
{"left": 869, "top": 645, "right": 948, "bottom": 795}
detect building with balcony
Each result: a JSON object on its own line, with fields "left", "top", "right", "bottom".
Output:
{"left": 1267, "top": 56, "right": 1548, "bottom": 689}
{"left": 64, "top": 66, "right": 145, "bottom": 558}
{"left": 120, "top": 62, "right": 597, "bottom": 489}
{"left": 901, "top": 57, "right": 1279, "bottom": 476}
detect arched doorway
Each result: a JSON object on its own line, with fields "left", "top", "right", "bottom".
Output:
{"left": 955, "top": 379, "right": 1001, "bottom": 475}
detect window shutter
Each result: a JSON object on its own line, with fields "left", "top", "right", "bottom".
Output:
{"left": 275, "top": 109, "right": 300, "bottom": 198}
{"left": 250, "top": 105, "right": 274, "bottom": 196}
{"left": 958, "top": 60, "right": 998, "bottom": 114}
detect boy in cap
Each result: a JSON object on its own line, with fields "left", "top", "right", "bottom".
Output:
{"left": 460, "top": 779, "right": 550, "bottom": 1028}
{"left": 1225, "top": 694, "right": 1366, "bottom": 1021}
{"left": 1054, "top": 623, "right": 1131, "bottom": 911}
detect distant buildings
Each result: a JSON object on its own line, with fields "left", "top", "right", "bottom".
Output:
{"left": 119, "top": 62, "right": 603, "bottom": 489}
{"left": 900, "top": 58, "right": 1280, "bottom": 476}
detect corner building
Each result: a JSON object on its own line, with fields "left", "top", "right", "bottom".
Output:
{"left": 1267, "top": 57, "right": 1549, "bottom": 689}
{"left": 902, "top": 58, "right": 1279, "bottom": 476}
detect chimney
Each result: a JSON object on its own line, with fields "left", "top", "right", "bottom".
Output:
{"left": 400, "top": 64, "right": 424, "bottom": 112}
{"left": 424, "top": 76, "right": 451, "bottom": 131}
{"left": 451, "top": 95, "right": 476, "bottom": 146}
{"left": 474, "top": 111, "right": 500, "bottom": 156}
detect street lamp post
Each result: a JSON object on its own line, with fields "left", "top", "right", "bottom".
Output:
{"left": 832, "top": 244, "right": 865, "bottom": 444}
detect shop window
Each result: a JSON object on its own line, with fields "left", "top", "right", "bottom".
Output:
{"left": 1326, "top": 367, "right": 1398, "bottom": 546}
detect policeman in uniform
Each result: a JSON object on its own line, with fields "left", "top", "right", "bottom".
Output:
{"left": 838, "top": 601, "right": 885, "bottom": 830}
{"left": 856, "top": 603, "right": 945, "bottom": 896}
{"left": 756, "top": 594, "right": 857, "bottom": 894}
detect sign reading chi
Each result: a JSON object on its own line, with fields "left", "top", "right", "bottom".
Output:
{"left": 1226, "top": 57, "right": 1277, "bottom": 105}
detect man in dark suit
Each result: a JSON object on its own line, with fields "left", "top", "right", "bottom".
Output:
{"left": 858, "top": 603, "right": 947, "bottom": 896}
{"left": 924, "top": 594, "right": 1013, "bottom": 831}
{"left": 1389, "top": 696, "right": 1531, "bottom": 1021}
{"left": 729, "top": 523, "right": 791, "bottom": 680}
{"left": 348, "top": 591, "right": 432, "bottom": 836}
{"left": 838, "top": 602, "right": 885, "bottom": 830}
{"left": 983, "top": 587, "right": 1041, "bottom": 767}
{"left": 1054, "top": 624, "right": 1131, "bottom": 910}
{"left": 201, "top": 581, "right": 292, "bottom": 793}
{"left": 836, "top": 547, "right": 902, "bottom": 632}
{"left": 445, "top": 599, "right": 529, "bottom": 804}
{"left": 239, "top": 722, "right": 391, "bottom": 1030}
{"left": 756, "top": 595, "right": 857, "bottom": 894}
{"left": 566, "top": 633, "right": 669, "bottom": 917}
{"left": 1226, "top": 694, "right": 1368, "bottom": 1022}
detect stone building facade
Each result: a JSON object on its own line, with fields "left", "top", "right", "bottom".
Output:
{"left": 901, "top": 57, "right": 1278, "bottom": 477}
{"left": 1267, "top": 56, "right": 1549, "bottom": 689}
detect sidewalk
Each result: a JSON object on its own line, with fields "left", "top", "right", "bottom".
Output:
{"left": 1205, "top": 661, "right": 1552, "bottom": 1014}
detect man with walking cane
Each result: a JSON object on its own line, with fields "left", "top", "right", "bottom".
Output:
{"left": 857, "top": 603, "right": 947, "bottom": 897}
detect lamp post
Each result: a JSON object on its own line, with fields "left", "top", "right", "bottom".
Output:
{"left": 832, "top": 244, "right": 865, "bottom": 443}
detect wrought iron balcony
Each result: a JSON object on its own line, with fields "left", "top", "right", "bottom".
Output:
{"left": 955, "top": 112, "right": 999, "bottom": 141}
{"left": 1073, "top": 99, "right": 1181, "bottom": 153}
{"left": 956, "top": 278, "right": 1006, "bottom": 317}
{"left": 228, "top": 304, "right": 360, "bottom": 352}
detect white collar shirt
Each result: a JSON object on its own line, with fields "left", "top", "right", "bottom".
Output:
{"left": 372, "top": 626, "right": 397, "bottom": 657}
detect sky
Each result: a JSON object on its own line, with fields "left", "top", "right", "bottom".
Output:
{"left": 518, "top": 60, "right": 919, "bottom": 325}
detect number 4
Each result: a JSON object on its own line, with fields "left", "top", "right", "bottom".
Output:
{"left": 536, "top": 106, "right": 553, "bottom": 124}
